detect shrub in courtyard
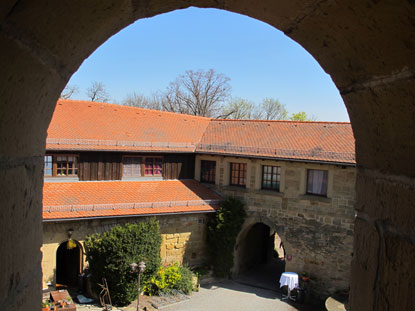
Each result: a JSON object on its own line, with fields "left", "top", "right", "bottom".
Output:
{"left": 144, "top": 263, "right": 194, "bottom": 296}
{"left": 84, "top": 218, "right": 162, "bottom": 306}
{"left": 207, "top": 197, "right": 247, "bottom": 277}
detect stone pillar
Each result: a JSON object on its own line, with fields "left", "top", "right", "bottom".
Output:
{"left": 343, "top": 75, "right": 415, "bottom": 311}
{"left": 0, "top": 34, "right": 61, "bottom": 310}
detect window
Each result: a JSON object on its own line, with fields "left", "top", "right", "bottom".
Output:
{"left": 44, "top": 154, "right": 78, "bottom": 177}
{"left": 121, "top": 156, "right": 163, "bottom": 178}
{"left": 44, "top": 155, "right": 52, "bottom": 176}
{"left": 123, "top": 156, "right": 142, "bottom": 177}
{"left": 56, "top": 155, "right": 78, "bottom": 176}
{"left": 145, "top": 157, "right": 162, "bottom": 176}
{"left": 201, "top": 160, "right": 216, "bottom": 183}
{"left": 262, "top": 165, "right": 280, "bottom": 191}
{"left": 230, "top": 162, "right": 247, "bottom": 187}
{"left": 306, "top": 169, "right": 328, "bottom": 196}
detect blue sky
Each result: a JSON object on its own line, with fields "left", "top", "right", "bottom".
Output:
{"left": 67, "top": 7, "right": 349, "bottom": 122}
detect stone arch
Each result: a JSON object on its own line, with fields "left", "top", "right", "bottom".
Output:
{"left": 233, "top": 215, "right": 289, "bottom": 277}
{"left": 0, "top": 2, "right": 414, "bottom": 310}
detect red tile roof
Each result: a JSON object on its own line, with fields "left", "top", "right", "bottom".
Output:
{"left": 197, "top": 119, "right": 355, "bottom": 164}
{"left": 43, "top": 180, "right": 222, "bottom": 220}
{"left": 47, "top": 100, "right": 355, "bottom": 164}
{"left": 47, "top": 100, "right": 211, "bottom": 152}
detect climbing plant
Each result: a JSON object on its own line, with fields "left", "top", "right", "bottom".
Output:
{"left": 84, "top": 218, "right": 162, "bottom": 306}
{"left": 207, "top": 197, "right": 247, "bottom": 277}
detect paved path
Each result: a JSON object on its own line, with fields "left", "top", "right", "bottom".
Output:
{"left": 162, "top": 280, "right": 320, "bottom": 311}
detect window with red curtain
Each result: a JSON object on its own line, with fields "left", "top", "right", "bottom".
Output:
{"left": 145, "top": 157, "right": 162, "bottom": 176}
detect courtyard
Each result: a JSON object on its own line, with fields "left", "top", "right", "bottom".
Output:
{"left": 74, "top": 280, "right": 321, "bottom": 311}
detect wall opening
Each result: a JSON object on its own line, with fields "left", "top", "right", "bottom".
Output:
{"left": 56, "top": 240, "right": 82, "bottom": 287}
{"left": 236, "top": 222, "right": 286, "bottom": 289}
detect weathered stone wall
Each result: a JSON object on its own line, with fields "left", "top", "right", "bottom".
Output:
{"left": 42, "top": 213, "right": 209, "bottom": 289}
{"left": 196, "top": 154, "right": 356, "bottom": 297}
{"left": 1, "top": 1, "right": 414, "bottom": 310}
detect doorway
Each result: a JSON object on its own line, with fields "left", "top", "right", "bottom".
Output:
{"left": 236, "top": 223, "right": 285, "bottom": 290}
{"left": 56, "top": 241, "right": 82, "bottom": 286}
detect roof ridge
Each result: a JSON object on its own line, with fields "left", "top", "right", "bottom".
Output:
{"left": 57, "top": 99, "right": 212, "bottom": 121}
{"left": 212, "top": 118, "right": 350, "bottom": 125}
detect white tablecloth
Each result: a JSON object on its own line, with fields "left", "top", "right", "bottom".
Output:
{"left": 279, "top": 272, "right": 299, "bottom": 291}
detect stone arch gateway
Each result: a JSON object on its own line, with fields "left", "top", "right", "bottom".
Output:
{"left": 0, "top": 1, "right": 414, "bottom": 310}
{"left": 56, "top": 240, "right": 83, "bottom": 287}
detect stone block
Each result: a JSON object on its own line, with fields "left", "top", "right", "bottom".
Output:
{"left": 377, "top": 233, "right": 414, "bottom": 311}
{"left": 356, "top": 170, "right": 415, "bottom": 235}
{"left": 178, "top": 237, "right": 189, "bottom": 244}
{"left": 0, "top": 34, "right": 64, "bottom": 155}
{"left": 0, "top": 153, "right": 43, "bottom": 310}
{"left": 5, "top": 0, "right": 137, "bottom": 75}
{"left": 286, "top": 0, "right": 415, "bottom": 87}
{"left": 343, "top": 79, "right": 415, "bottom": 176}
{"left": 349, "top": 218, "right": 379, "bottom": 311}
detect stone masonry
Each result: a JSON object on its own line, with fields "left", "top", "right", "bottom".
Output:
{"left": 42, "top": 213, "right": 209, "bottom": 289}
{"left": 195, "top": 154, "right": 356, "bottom": 297}
{"left": 1, "top": 1, "right": 414, "bottom": 310}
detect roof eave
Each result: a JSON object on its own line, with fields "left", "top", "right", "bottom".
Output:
{"left": 42, "top": 209, "right": 217, "bottom": 222}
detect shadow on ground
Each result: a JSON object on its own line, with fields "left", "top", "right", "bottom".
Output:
{"left": 217, "top": 261, "right": 324, "bottom": 311}
{"left": 203, "top": 278, "right": 325, "bottom": 311}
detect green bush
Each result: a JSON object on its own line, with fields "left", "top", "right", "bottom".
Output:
{"left": 144, "top": 263, "right": 194, "bottom": 296}
{"left": 207, "top": 197, "right": 247, "bottom": 277}
{"left": 84, "top": 218, "right": 162, "bottom": 306}
{"left": 176, "top": 265, "right": 194, "bottom": 295}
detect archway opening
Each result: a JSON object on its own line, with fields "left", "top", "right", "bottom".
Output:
{"left": 56, "top": 241, "right": 82, "bottom": 287}
{"left": 236, "top": 223, "right": 285, "bottom": 290}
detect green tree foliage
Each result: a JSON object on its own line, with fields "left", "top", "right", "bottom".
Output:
{"left": 207, "top": 197, "right": 247, "bottom": 277}
{"left": 84, "top": 218, "right": 162, "bottom": 306}
{"left": 290, "top": 111, "right": 309, "bottom": 121}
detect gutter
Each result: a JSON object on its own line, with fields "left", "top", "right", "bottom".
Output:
{"left": 194, "top": 151, "right": 356, "bottom": 167}
{"left": 42, "top": 209, "right": 217, "bottom": 223}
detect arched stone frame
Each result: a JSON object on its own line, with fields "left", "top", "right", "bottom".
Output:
{"left": 233, "top": 215, "right": 292, "bottom": 277}
{"left": 0, "top": 1, "right": 414, "bottom": 310}
{"left": 55, "top": 239, "right": 85, "bottom": 286}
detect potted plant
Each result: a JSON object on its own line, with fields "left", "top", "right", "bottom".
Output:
{"left": 301, "top": 271, "right": 310, "bottom": 282}
{"left": 42, "top": 300, "right": 51, "bottom": 311}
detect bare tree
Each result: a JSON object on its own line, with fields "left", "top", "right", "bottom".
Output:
{"left": 256, "top": 98, "right": 288, "bottom": 120}
{"left": 221, "top": 98, "right": 256, "bottom": 119}
{"left": 123, "top": 92, "right": 149, "bottom": 108}
{"left": 161, "top": 69, "right": 231, "bottom": 117}
{"left": 60, "top": 84, "right": 79, "bottom": 99}
{"left": 122, "top": 92, "right": 162, "bottom": 110}
{"left": 86, "top": 81, "right": 110, "bottom": 102}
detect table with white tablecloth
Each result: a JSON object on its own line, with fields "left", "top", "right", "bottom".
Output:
{"left": 279, "top": 272, "right": 299, "bottom": 300}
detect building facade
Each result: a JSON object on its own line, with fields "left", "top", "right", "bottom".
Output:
{"left": 42, "top": 99, "right": 356, "bottom": 297}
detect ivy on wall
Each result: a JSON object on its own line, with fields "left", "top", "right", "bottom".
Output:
{"left": 207, "top": 197, "right": 247, "bottom": 277}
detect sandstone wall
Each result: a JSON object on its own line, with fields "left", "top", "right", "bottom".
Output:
{"left": 196, "top": 154, "right": 356, "bottom": 297}
{"left": 42, "top": 213, "right": 209, "bottom": 289}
